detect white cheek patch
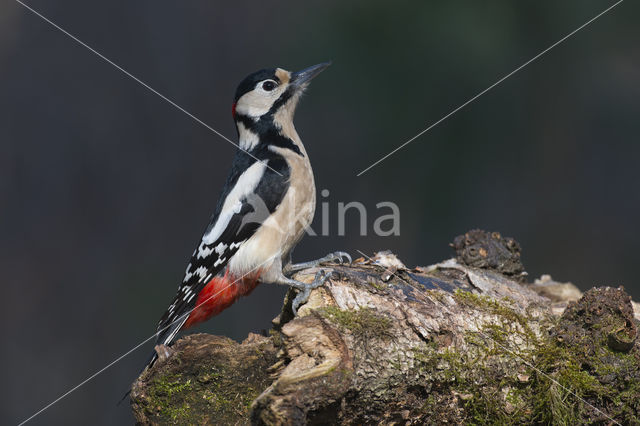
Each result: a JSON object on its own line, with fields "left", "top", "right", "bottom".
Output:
{"left": 235, "top": 85, "right": 288, "bottom": 118}
{"left": 235, "top": 91, "right": 271, "bottom": 117}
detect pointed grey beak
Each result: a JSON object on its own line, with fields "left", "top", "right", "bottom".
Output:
{"left": 291, "top": 62, "right": 331, "bottom": 88}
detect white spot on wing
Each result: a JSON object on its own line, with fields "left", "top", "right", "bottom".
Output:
{"left": 230, "top": 240, "right": 245, "bottom": 250}
{"left": 183, "top": 263, "right": 194, "bottom": 282}
{"left": 197, "top": 242, "right": 214, "bottom": 259}
{"left": 194, "top": 266, "right": 208, "bottom": 279}
{"left": 214, "top": 242, "right": 228, "bottom": 255}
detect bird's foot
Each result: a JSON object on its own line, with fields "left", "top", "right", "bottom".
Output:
{"left": 285, "top": 251, "right": 352, "bottom": 275}
{"left": 291, "top": 269, "right": 335, "bottom": 315}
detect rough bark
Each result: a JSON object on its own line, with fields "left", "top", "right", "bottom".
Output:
{"left": 131, "top": 230, "right": 640, "bottom": 425}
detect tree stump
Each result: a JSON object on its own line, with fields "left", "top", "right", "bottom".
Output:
{"left": 131, "top": 230, "right": 640, "bottom": 425}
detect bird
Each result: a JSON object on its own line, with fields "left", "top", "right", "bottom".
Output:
{"left": 147, "top": 62, "right": 350, "bottom": 369}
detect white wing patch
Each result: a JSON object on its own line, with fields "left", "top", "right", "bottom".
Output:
{"left": 202, "top": 161, "right": 267, "bottom": 245}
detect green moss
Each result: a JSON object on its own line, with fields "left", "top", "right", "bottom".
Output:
{"left": 527, "top": 344, "right": 599, "bottom": 424}
{"left": 409, "top": 291, "right": 640, "bottom": 424}
{"left": 152, "top": 376, "right": 193, "bottom": 397}
{"left": 147, "top": 375, "right": 194, "bottom": 423}
{"left": 145, "top": 363, "right": 264, "bottom": 424}
{"left": 453, "top": 290, "right": 537, "bottom": 342}
{"left": 200, "top": 365, "right": 261, "bottom": 413}
{"left": 320, "top": 306, "right": 392, "bottom": 340}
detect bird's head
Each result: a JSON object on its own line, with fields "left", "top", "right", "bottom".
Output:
{"left": 232, "top": 62, "right": 330, "bottom": 129}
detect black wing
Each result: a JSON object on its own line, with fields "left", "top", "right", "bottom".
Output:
{"left": 153, "top": 151, "right": 290, "bottom": 349}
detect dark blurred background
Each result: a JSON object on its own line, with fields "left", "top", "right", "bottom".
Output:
{"left": 1, "top": 0, "right": 638, "bottom": 424}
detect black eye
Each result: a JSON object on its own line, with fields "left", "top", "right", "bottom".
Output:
{"left": 262, "top": 80, "right": 276, "bottom": 91}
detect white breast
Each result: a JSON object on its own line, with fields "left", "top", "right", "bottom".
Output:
{"left": 228, "top": 141, "right": 315, "bottom": 282}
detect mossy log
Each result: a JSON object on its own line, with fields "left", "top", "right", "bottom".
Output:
{"left": 131, "top": 231, "right": 640, "bottom": 425}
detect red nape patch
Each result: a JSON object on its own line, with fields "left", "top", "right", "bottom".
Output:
{"left": 231, "top": 102, "right": 237, "bottom": 119}
{"left": 184, "top": 268, "right": 262, "bottom": 328}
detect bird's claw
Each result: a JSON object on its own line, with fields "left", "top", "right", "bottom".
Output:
{"left": 322, "top": 251, "right": 352, "bottom": 266}
{"left": 284, "top": 251, "right": 352, "bottom": 276}
{"left": 291, "top": 269, "right": 335, "bottom": 316}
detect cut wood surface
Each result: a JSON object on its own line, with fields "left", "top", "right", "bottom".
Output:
{"left": 131, "top": 230, "right": 640, "bottom": 425}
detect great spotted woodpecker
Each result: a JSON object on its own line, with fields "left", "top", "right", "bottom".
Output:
{"left": 148, "top": 63, "right": 350, "bottom": 368}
